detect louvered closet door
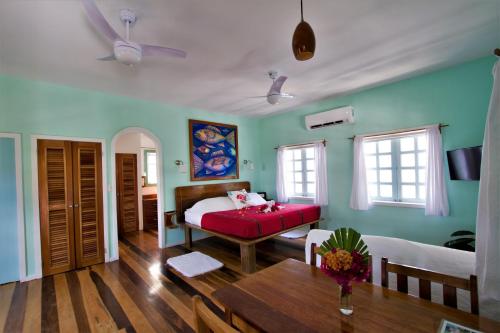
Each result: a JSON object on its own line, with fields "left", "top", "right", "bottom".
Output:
{"left": 72, "top": 142, "right": 104, "bottom": 268}
{"left": 38, "top": 140, "right": 76, "bottom": 276}
{"left": 116, "top": 154, "right": 139, "bottom": 234}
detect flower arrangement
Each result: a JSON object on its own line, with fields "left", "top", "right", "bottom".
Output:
{"left": 315, "top": 228, "right": 371, "bottom": 315}
{"left": 236, "top": 193, "right": 247, "bottom": 205}
{"left": 258, "top": 200, "right": 284, "bottom": 214}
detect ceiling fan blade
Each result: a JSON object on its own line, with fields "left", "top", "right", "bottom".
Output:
{"left": 247, "top": 96, "right": 268, "bottom": 98}
{"left": 269, "top": 76, "right": 288, "bottom": 95}
{"left": 81, "top": 0, "right": 121, "bottom": 41}
{"left": 97, "top": 54, "right": 116, "bottom": 61}
{"left": 141, "top": 44, "right": 187, "bottom": 58}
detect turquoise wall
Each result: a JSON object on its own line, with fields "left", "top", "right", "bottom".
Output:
{"left": 0, "top": 137, "right": 20, "bottom": 283}
{"left": 258, "top": 56, "right": 495, "bottom": 246}
{"left": 0, "top": 76, "right": 262, "bottom": 278}
{"left": 0, "top": 55, "right": 494, "bottom": 280}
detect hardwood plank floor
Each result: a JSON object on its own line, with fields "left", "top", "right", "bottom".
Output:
{"left": 0, "top": 231, "right": 305, "bottom": 332}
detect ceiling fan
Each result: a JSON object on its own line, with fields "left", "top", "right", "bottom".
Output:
{"left": 251, "top": 71, "right": 295, "bottom": 105}
{"left": 81, "top": 0, "right": 187, "bottom": 65}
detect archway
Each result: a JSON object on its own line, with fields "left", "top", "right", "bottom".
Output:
{"left": 110, "top": 127, "right": 165, "bottom": 256}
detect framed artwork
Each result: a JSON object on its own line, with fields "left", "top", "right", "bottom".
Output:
{"left": 438, "top": 320, "right": 482, "bottom": 333}
{"left": 189, "top": 119, "right": 239, "bottom": 181}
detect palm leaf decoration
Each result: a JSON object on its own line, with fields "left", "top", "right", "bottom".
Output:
{"left": 317, "top": 228, "right": 370, "bottom": 263}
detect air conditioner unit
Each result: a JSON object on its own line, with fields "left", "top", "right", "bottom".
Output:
{"left": 305, "top": 106, "right": 354, "bottom": 130}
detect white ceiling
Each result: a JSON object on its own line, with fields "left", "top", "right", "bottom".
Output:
{"left": 0, "top": 0, "right": 498, "bottom": 117}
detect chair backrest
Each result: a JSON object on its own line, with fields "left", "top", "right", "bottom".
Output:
{"left": 310, "top": 243, "right": 373, "bottom": 283}
{"left": 381, "top": 257, "right": 479, "bottom": 314}
{"left": 192, "top": 295, "right": 239, "bottom": 333}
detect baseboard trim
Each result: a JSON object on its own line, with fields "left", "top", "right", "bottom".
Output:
{"left": 21, "top": 273, "right": 42, "bottom": 282}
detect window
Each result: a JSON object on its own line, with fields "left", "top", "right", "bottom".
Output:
{"left": 143, "top": 149, "right": 157, "bottom": 186}
{"left": 364, "top": 132, "right": 427, "bottom": 206}
{"left": 284, "top": 146, "right": 316, "bottom": 198}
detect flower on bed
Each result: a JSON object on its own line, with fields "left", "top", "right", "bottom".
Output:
{"left": 316, "top": 228, "right": 371, "bottom": 295}
{"left": 236, "top": 193, "right": 247, "bottom": 204}
{"left": 258, "top": 200, "right": 284, "bottom": 214}
{"left": 238, "top": 206, "right": 249, "bottom": 215}
{"left": 228, "top": 189, "right": 250, "bottom": 210}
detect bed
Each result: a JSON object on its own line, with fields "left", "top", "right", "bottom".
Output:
{"left": 175, "top": 181, "right": 322, "bottom": 273}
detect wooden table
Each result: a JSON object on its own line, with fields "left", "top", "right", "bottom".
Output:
{"left": 213, "top": 259, "right": 500, "bottom": 333}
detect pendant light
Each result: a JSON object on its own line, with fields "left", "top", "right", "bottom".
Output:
{"left": 292, "top": 0, "right": 316, "bottom": 61}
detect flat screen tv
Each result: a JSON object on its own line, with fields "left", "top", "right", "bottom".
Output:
{"left": 446, "top": 146, "right": 482, "bottom": 180}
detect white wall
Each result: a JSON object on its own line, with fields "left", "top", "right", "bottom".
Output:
{"left": 115, "top": 132, "right": 157, "bottom": 230}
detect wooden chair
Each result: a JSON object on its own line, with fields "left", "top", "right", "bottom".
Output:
{"left": 381, "top": 257, "right": 479, "bottom": 314}
{"left": 192, "top": 295, "right": 239, "bottom": 333}
{"left": 310, "top": 243, "right": 373, "bottom": 283}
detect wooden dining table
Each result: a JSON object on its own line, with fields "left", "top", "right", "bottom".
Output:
{"left": 212, "top": 258, "right": 500, "bottom": 333}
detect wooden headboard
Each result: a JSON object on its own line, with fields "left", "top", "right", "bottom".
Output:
{"left": 175, "top": 181, "right": 251, "bottom": 223}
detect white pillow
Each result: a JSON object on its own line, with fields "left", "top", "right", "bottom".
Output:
{"left": 227, "top": 189, "right": 250, "bottom": 209}
{"left": 189, "top": 196, "right": 236, "bottom": 214}
{"left": 246, "top": 192, "right": 267, "bottom": 206}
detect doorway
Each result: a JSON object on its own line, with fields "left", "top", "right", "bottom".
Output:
{"left": 112, "top": 129, "right": 164, "bottom": 249}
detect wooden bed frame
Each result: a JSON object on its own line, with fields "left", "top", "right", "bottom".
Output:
{"left": 175, "top": 182, "right": 321, "bottom": 274}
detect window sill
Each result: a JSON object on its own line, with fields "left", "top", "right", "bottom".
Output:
{"left": 372, "top": 200, "right": 424, "bottom": 208}
{"left": 289, "top": 196, "right": 315, "bottom": 201}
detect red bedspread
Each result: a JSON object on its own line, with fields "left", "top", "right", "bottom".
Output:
{"left": 200, "top": 204, "right": 321, "bottom": 239}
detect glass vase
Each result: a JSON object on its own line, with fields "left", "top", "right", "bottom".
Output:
{"left": 339, "top": 284, "right": 353, "bottom": 315}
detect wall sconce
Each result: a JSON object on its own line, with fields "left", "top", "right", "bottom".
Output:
{"left": 175, "top": 160, "right": 187, "bottom": 173}
{"left": 243, "top": 159, "right": 254, "bottom": 170}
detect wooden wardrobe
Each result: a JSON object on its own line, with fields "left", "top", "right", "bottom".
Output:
{"left": 38, "top": 139, "right": 104, "bottom": 276}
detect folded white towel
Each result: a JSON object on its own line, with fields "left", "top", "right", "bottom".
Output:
{"left": 166, "top": 251, "right": 223, "bottom": 278}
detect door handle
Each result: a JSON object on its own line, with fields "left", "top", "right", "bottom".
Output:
{"left": 69, "top": 204, "right": 73, "bottom": 208}
{"left": 74, "top": 203, "right": 79, "bottom": 208}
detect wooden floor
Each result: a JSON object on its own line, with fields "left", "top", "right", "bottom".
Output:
{"left": 0, "top": 230, "right": 305, "bottom": 332}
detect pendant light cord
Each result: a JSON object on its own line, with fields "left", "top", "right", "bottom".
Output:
{"left": 300, "top": 0, "right": 304, "bottom": 21}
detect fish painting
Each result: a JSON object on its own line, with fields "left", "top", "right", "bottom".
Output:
{"left": 193, "top": 155, "right": 234, "bottom": 175}
{"left": 194, "top": 125, "right": 226, "bottom": 144}
{"left": 189, "top": 119, "right": 239, "bottom": 181}
{"left": 196, "top": 145, "right": 211, "bottom": 154}
{"left": 194, "top": 125, "right": 236, "bottom": 147}
{"left": 210, "top": 148, "right": 225, "bottom": 157}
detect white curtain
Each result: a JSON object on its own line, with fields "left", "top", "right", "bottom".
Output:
{"left": 276, "top": 148, "right": 289, "bottom": 203}
{"left": 350, "top": 136, "right": 372, "bottom": 210}
{"left": 476, "top": 60, "right": 500, "bottom": 316}
{"left": 425, "top": 125, "right": 449, "bottom": 216}
{"left": 313, "top": 142, "right": 328, "bottom": 205}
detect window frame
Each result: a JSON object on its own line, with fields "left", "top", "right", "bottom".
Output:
{"left": 364, "top": 131, "right": 427, "bottom": 208}
{"left": 143, "top": 149, "right": 157, "bottom": 187}
{"left": 284, "top": 145, "right": 316, "bottom": 200}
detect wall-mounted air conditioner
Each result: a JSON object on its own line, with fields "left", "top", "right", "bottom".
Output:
{"left": 305, "top": 106, "right": 354, "bottom": 130}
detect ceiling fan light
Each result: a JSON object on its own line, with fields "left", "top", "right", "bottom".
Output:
{"left": 292, "top": 20, "right": 315, "bottom": 61}
{"left": 267, "top": 94, "right": 281, "bottom": 105}
{"left": 114, "top": 40, "right": 142, "bottom": 65}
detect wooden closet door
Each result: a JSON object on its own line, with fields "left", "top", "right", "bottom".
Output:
{"left": 38, "top": 140, "right": 75, "bottom": 276}
{"left": 116, "top": 154, "right": 139, "bottom": 234}
{"left": 72, "top": 142, "right": 104, "bottom": 268}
